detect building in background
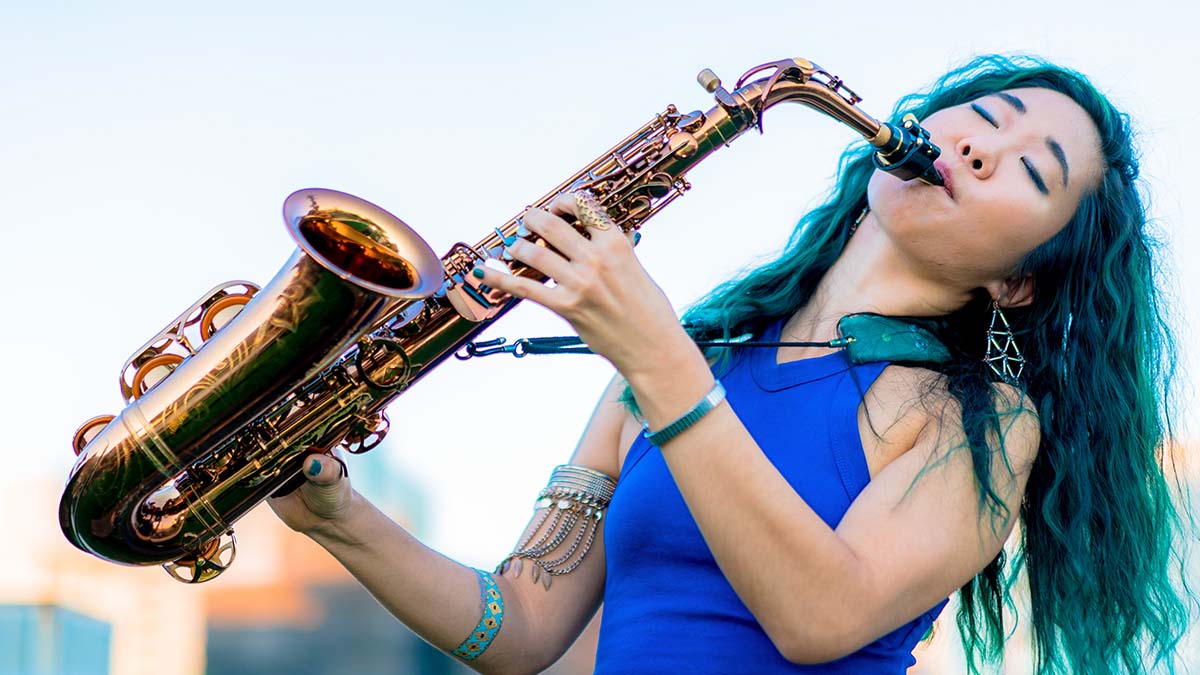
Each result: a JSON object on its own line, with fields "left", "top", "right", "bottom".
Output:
{"left": 8, "top": 445, "right": 1197, "bottom": 674}
{"left": 0, "top": 605, "right": 110, "bottom": 675}
{"left": 3, "top": 449, "right": 474, "bottom": 675}
{"left": 1, "top": 478, "right": 208, "bottom": 675}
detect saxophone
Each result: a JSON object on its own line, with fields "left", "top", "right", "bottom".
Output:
{"left": 59, "top": 58, "right": 942, "bottom": 582}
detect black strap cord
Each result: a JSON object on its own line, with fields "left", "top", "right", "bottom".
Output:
{"left": 454, "top": 335, "right": 853, "bottom": 360}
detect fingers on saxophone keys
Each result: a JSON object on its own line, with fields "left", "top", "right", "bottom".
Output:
{"left": 471, "top": 262, "right": 556, "bottom": 308}
{"left": 501, "top": 234, "right": 576, "bottom": 283}
{"left": 523, "top": 206, "right": 592, "bottom": 262}
{"left": 547, "top": 191, "right": 580, "bottom": 218}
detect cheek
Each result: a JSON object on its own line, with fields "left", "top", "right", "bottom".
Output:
{"left": 867, "top": 172, "right": 1052, "bottom": 277}
{"left": 970, "top": 197, "right": 1067, "bottom": 266}
{"left": 938, "top": 207, "right": 1039, "bottom": 276}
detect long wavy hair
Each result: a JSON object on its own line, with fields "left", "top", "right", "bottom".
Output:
{"left": 636, "top": 55, "right": 1194, "bottom": 673}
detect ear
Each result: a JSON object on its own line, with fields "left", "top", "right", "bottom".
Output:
{"left": 985, "top": 275, "right": 1035, "bottom": 308}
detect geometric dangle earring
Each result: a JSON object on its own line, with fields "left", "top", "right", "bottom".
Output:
{"left": 984, "top": 299, "right": 1025, "bottom": 384}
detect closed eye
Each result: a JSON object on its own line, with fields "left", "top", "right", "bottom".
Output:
{"left": 971, "top": 103, "right": 999, "bottom": 128}
{"left": 1022, "top": 157, "right": 1049, "bottom": 195}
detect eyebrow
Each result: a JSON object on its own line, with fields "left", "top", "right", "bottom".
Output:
{"left": 993, "top": 92, "right": 1071, "bottom": 189}
{"left": 1047, "top": 138, "right": 1069, "bottom": 187}
{"left": 996, "top": 92, "right": 1027, "bottom": 113}
{"left": 970, "top": 102, "right": 998, "bottom": 128}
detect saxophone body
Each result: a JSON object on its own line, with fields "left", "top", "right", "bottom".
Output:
{"left": 59, "top": 58, "right": 941, "bottom": 582}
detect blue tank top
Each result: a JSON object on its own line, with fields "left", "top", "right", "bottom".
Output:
{"left": 595, "top": 320, "right": 947, "bottom": 673}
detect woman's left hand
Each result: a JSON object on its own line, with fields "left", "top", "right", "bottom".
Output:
{"left": 471, "top": 192, "right": 700, "bottom": 381}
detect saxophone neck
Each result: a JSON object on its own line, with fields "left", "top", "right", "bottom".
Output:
{"left": 687, "top": 58, "right": 943, "bottom": 186}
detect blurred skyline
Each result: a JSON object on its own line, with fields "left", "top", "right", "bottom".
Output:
{"left": 3, "top": 1, "right": 1198, "bottom": 672}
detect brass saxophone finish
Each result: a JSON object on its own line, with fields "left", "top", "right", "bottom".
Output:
{"left": 60, "top": 58, "right": 941, "bottom": 581}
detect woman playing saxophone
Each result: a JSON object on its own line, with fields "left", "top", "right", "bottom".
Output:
{"left": 269, "top": 55, "right": 1193, "bottom": 673}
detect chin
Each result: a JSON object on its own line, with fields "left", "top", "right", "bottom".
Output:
{"left": 867, "top": 172, "right": 949, "bottom": 239}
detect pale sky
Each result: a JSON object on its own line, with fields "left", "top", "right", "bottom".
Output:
{"left": 3, "top": 0, "right": 1197, "bottom": 575}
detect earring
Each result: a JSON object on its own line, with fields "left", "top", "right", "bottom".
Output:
{"left": 848, "top": 206, "right": 869, "bottom": 238}
{"left": 984, "top": 299, "right": 1024, "bottom": 384}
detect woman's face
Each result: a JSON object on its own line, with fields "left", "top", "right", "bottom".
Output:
{"left": 867, "top": 86, "right": 1104, "bottom": 289}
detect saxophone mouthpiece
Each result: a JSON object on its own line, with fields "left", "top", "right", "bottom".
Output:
{"left": 917, "top": 164, "right": 945, "bottom": 187}
{"left": 872, "top": 114, "right": 942, "bottom": 184}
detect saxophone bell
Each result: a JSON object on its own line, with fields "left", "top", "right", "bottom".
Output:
{"left": 60, "top": 189, "right": 443, "bottom": 581}
{"left": 283, "top": 188, "right": 446, "bottom": 299}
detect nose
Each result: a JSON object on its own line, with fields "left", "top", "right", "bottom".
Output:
{"left": 955, "top": 137, "right": 996, "bottom": 180}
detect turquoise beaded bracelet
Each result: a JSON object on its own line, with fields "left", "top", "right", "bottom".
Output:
{"left": 451, "top": 569, "right": 505, "bottom": 661}
{"left": 643, "top": 380, "right": 726, "bottom": 447}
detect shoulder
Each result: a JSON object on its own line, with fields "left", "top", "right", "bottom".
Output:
{"left": 860, "top": 365, "right": 1040, "bottom": 475}
{"left": 855, "top": 365, "right": 945, "bottom": 476}
{"left": 981, "top": 380, "right": 1041, "bottom": 475}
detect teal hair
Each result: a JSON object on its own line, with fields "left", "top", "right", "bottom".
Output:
{"left": 630, "top": 55, "right": 1194, "bottom": 672}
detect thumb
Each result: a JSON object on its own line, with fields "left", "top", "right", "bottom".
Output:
{"left": 302, "top": 452, "right": 347, "bottom": 487}
{"left": 296, "top": 452, "right": 352, "bottom": 519}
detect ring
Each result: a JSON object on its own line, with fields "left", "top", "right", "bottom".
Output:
{"left": 574, "top": 192, "right": 614, "bottom": 231}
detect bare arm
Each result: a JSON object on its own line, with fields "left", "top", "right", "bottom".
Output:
{"left": 269, "top": 375, "right": 631, "bottom": 675}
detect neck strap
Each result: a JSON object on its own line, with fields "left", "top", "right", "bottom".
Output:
{"left": 453, "top": 313, "right": 951, "bottom": 367}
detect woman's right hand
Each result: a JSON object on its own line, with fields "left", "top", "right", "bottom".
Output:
{"left": 267, "top": 451, "right": 358, "bottom": 537}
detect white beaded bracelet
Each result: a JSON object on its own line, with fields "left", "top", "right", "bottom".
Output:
{"left": 643, "top": 380, "right": 726, "bottom": 446}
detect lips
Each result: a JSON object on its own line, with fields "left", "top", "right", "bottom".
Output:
{"left": 934, "top": 160, "right": 954, "bottom": 200}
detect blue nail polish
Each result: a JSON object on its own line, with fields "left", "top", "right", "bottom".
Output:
{"left": 633, "top": 231, "right": 642, "bottom": 245}
{"left": 308, "top": 458, "right": 321, "bottom": 476}
{"left": 472, "top": 267, "right": 485, "bottom": 279}
{"left": 502, "top": 235, "right": 516, "bottom": 246}
{"left": 515, "top": 220, "right": 529, "bottom": 237}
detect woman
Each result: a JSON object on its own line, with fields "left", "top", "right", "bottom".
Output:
{"left": 269, "top": 55, "right": 1193, "bottom": 673}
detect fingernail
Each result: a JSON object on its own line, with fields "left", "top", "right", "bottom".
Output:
{"left": 515, "top": 220, "right": 529, "bottom": 237}
{"left": 501, "top": 248, "right": 514, "bottom": 261}
{"left": 633, "top": 231, "right": 642, "bottom": 245}
{"left": 472, "top": 267, "right": 485, "bottom": 279}
{"left": 308, "top": 458, "right": 322, "bottom": 476}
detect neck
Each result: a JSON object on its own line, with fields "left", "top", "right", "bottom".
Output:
{"left": 779, "top": 213, "right": 975, "bottom": 360}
